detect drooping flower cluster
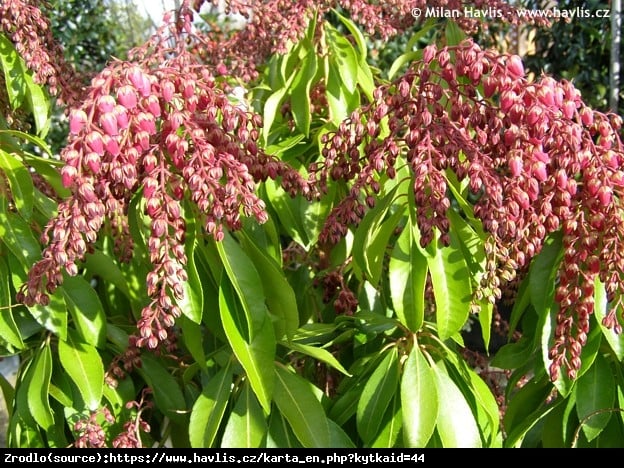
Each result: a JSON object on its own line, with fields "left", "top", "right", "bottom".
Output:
{"left": 310, "top": 39, "right": 624, "bottom": 380}
{"left": 73, "top": 407, "right": 115, "bottom": 448}
{"left": 16, "top": 4, "right": 307, "bottom": 349}
{"left": 0, "top": 0, "right": 82, "bottom": 106}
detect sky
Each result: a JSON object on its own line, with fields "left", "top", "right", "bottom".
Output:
{"left": 134, "top": 0, "right": 176, "bottom": 25}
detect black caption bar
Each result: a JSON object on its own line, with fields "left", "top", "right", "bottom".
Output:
{"left": 2, "top": 449, "right": 427, "bottom": 465}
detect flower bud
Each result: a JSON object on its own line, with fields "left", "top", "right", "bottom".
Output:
{"left": 100, "top": 112, "right": 118, "bottom": 136}
{"left": 85, "top": 131, "right": 105, "bottom": 155}
{"left": 423, "top": 45, "right": 436, "bottom": 65}
{"left": 69, "top": 109, "right": 88, "bottom": 135}
{"left": 506, "top": 55, "right": 524, "bottom": 78}
{"left": 117, "top": 85, "right": 138, "bottom": 109}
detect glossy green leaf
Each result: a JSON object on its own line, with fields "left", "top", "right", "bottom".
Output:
{"left": 264, "top": 179, "right": 309, "bottom": 247}
{"left": 329, "top": 384, "right": 361, "bottom": 426}
{"left": 0, "top": 148, "right": 34, "bottom": 220}
{"left": 27, "top": 345, "right": 54, "bottom": 430}
{"left": 219, "top": 277, "right": 275, "bottom": 413}
{"left": 0, "top": 130, "right": 53, "bottom": 156}
{"left": 371, "top": 393, "right": 402, "bottom": 448}
{"left": 266, "top": 409, "right": 302, "bottom": 448}
{"left": 325, "top": 60, "right": 359, "bottom": 125}
{"left": 217, "top": 231, "right": 267, "bottom": 339}
{"left": 594, "top": 278, "right": 624, "bottom": 360}
{"left": 189, "top": 360, "right": 233, "bottom": 448}
{"left": 357, "top": 347, "right": 400, "bottom": 444}
{"left": 0, "top": 34, "right": 26, "bottom": 109}
{"left": 221, "top": 381, "right": 267, "bottom": 448}
{"left": 0, "top": 372, "right": 15, "bottom": 420}
{"left": 262, "top": 73, "right": 296, "bottom": 144}
{"left": 58, "top": 330, "right": 104, "bottom": 411}
{"left": 281, "top": 340, "right": 351, "bottom": 376}
{"left": 179, "top": 240, "right": 204, "bottom": 324}
{"left": 389, "top": 221, "right": 427, "bottom": 331}
{"left": 84, "top": 249, "right": 131, "bottom": 299}
{"left": 28, "top": 290, "right": 67, "bottom": 340}
{"left": 180, "top": 315, "right": 207, "bottom": 370}
{"left": 490, "top": 338, "right": 533, "bottom": 369}
{"left": 139, "top": 353, "right": 187, "bottom": 425}
{"left": 576, "top": 353, "right": 615, "bottom": 442}
{"left": 290, "top": 42, "right": 317, "bottom": 136}
{"left": 445, "top": 20, "right": 466, "bottom": 46}
{"left": 401, "top": 344, "right": 438, "bottom": 447}
{"left": 529, "top": 231, "right": 563, "bottom": 315}
{"left": 239, "top": 230, "right": 299, "bottom": 340}
{"left": 273, "top": 364, "right": 330, "bottom": 447}
{"left": 432, "top": 363, "right": 481, "bottom": 447}
{"left": 23, "top": 71, "right": 49, "bottom": 135}
{"left": 62, "top": 275, "right": 106, "bottom": 347}
{"left": 426, "top": 232, "right": 472, "bottom": 340}
{"left": 325, "top": 23, "right": 359, "bottom": 93}
{"left": 0, "top": 208, "right": 41, "bottom": 267}
{"left": 352, "top": 186, "right": 401, "bottom": 286}
{"left": 0, "top": 256, "right": 24, "bottom": 349}
{"left": 388, "top": 19, "right": 437, "bottom": 79}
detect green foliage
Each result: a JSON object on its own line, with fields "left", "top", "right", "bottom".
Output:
{"left": 1, "top": 3, "right": 624, "bottom": 450}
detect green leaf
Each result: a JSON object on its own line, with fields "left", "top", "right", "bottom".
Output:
{"left": 445, "top": 20, "right": 466, "bottom": 46}
{"left": 27, "top": 290, "right": 67, "bottom": 340}
{"left": 281, "top": 340, "right": 351, "bottom": 376}
{"left": 262, "top": 72, "right": 296, "bottom": 144}
{"left": 219, "top": 277, "right": 275, "bottom": 413}
{"left": 529, "top": 231, "right": 563, "bottom": 315}
{"left": 0, "top": 34, "right": 27, "bottom": 109}
{"left": 221, "top": 380, "right": 267, "bottom": 448}
{"left": 180, "top": 315, "right": 207, "bottom": 370}
{"left": 0, "top": 256, "right": 24, "bottom": 350}
{"left": 325, "top": 23, "right": 359, "bottom": 94}
{"left": 0, "top": 148, "right": 34, "bottom": 220}
{"left": 401, "top": 344, "right": 438, "bottom": 447}
{"left": 357, "top": 347, "right": 400, "bottom": 444}
{"left": 490, "top": 338, "right": 533, "bottom": 369}
{"left": 266, "top": 409, "right": 302, "bottom": 448}
{"left": 371, "top": 393, "right": 402, "bottom": 448}
{"left": 0, "top": 372, "right": 15, "bottom": 420}
{"left": 432, "top": 362, "right": 481, "bottom": 447}
{"left": 58, "top": 330, "right": 104, "bottom": 411}
{"left": 139, "top": 353, "right": 187, "bottom": 425}
{"left": 290, "top": 42, "right": 317, "bottom": 137}
{"left": 27, "top": 345, "right": 54, "bottom": 430}
{"left": 264, "top": 179, "right": 309, "bottom": 248}
{"left": 189, "top": 360, "right": 233, "bottom": 448}
{"left": 216, "top": 231, "right": 267, "bottom": 339}
{"left": 594, "top": 278, "right": 624, "bottom": 360}
{"left": 502, "top": 377, "right": 553, "bottom": 447}
{"left": 84, "top": 249, "right": 131, "bottom": 299}
{"left": 62, "top": 276, "right": 106, "bottom": 347}
{"left": 576, "top": 353, "right": 615, "bottom": 442}
{"left": 426, "top": 231, "right": 472, "bottom": 340}
{"left": 0, "top": 130, "right": 53, "bottom": 156}
{"left": 387, "top": 19, "right": 437, "bottom": 79}
{"left": 273, "top": 364, "right": 330, "bottom": 448}
{"left": 23, "top": 72, "right": 49, "bottom": 136}
{"left": 389, "top": 221, "right": 427, "bottom": 331}
{"left": 179, "top": 240, "right": 204, "bottom": 324}
{"left": 239, "top": 230, "right": 299, "bottom": 340}
{"left": 0, "top": 208, "right": 41, "bottom": 267}
{"left": 352, "top": 186, "right": 402, "bottom": 286}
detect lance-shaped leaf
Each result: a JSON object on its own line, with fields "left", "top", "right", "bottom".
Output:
{"left": 62, "top": 276, "right": 106, "bottom": 347}
{"left": 401, "top": 344, "right": 437, "bottom": 447}
{"left": 357, "top": 347, "right": 400, "bottom": 444}
{"left": 0, "top": 148, "right": 34, "bottom": 220}
{"left": 189, "top": 360, "right": 233, "bottom": 448}
{"left": 389, "top": 220, "right": 427, "bottom": 332}
{"left": 426, "top": 231, "right": 472, "bottom": 340}
{"left": 576, "top": 353, "right": 615, "bottom": 442}
{"left": 139, "top": 353, "right": 187, "bottom": 425}
{"left": 26, "top": 344, "right": 54, "bottom": 430}
{"left": 273, "top": 364, "right": 330, "bottom": 447}
{"left": 432, "top": 362, "right": 481, "bottom": 447}
{"left": 221, "top": 380, "right": 267, "bottom": 448}
{"left": 58, "top": 330, "right": 104, "bottom": 411}
{"left": 220, "top": 277, "right": 275, "bottom": 413}
{"left": 0, "top": 256, "right": 24, "bottom": 350}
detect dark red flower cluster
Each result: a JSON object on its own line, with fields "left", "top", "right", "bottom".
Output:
{"left": 0, "top": 0, "right": 82, "bottom": 106}
{"left": 16, "top": 5, "right": 306, "bottom": 349}
{"left": 73, "top": 407, "right": 115, "bottom": 448}
{"left": 310, "top": 39, "right": 624, "bottom": 380}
